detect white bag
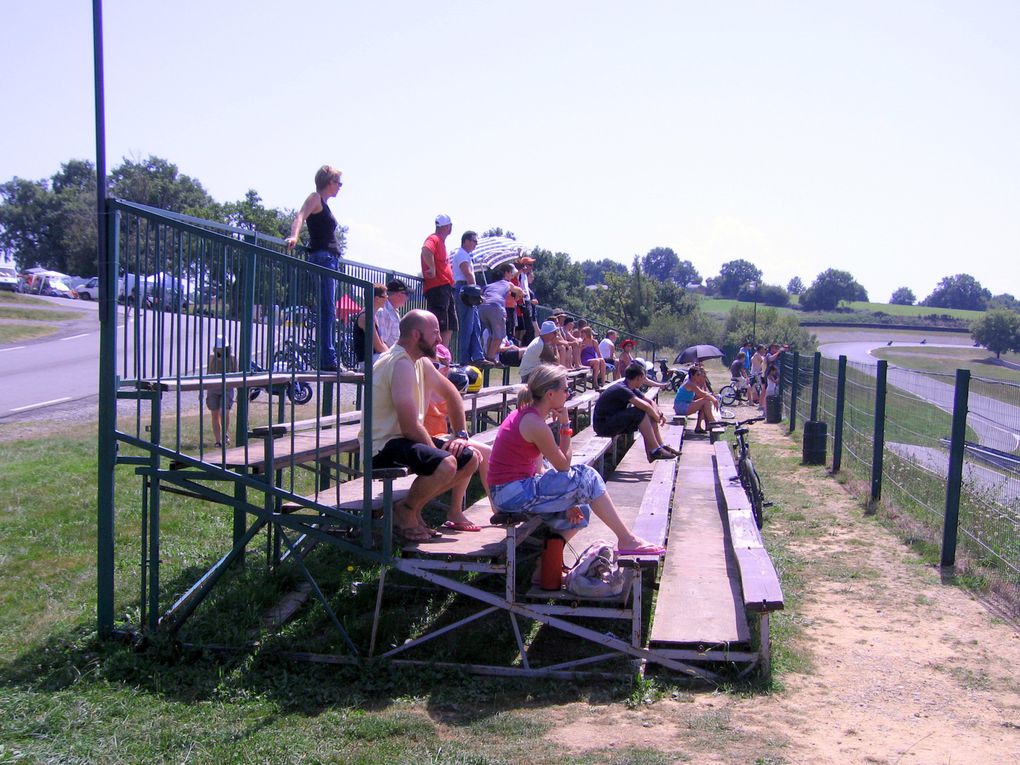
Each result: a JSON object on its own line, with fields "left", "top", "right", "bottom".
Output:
{"left": 564, "top": 540, "right": 627, "bottom": 598}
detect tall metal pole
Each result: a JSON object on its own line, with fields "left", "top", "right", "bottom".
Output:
{"left": 941, "top": 369, "right": 970, "bottom": 569}
{"left": 751, "top": 282, "right": 758, "bottom": 347}
{"left": 869, "top": 359, "right": 888, "bottom": 508}
{"left": 788, "top": 351, "right": 800, "bottom": 433}
{"left": 809, "top": 351, "right": 821, "bottom": 421}
{"left": 94, "top": 0, "right": 117, "bottom": 637}
{"left": 832, "top": 355, "right": 847, "bottom": 473}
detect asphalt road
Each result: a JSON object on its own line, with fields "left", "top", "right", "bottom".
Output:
{"left": 0, "top": 297, "right": 106, "bottom": 419}
{"left": 818, "top": 340, "right": 1020, "bottom": 452}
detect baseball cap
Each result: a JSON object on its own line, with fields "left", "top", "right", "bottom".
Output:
{"left": 435, "top": 343, "right": 452, "bottom": 364}
{"left": 386, "top": 278, "right": 407, "bottom": 293}
{"left": 539, "top": 320, "right": 558, "bottom": 335}
{"left": 435, "top": 214, "right": 452, "bottom": 226}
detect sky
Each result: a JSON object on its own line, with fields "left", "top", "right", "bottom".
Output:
{"left": 2, "top": 1, "right": 1019, "bottom": 301}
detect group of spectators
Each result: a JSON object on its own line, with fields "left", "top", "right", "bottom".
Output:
{"left": 288, "top": 164, "right": 673, "bottom": 561}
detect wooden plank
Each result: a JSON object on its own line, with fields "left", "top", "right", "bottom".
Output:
{"left": 176, "top": 423, "right": 362, "bottom": 472}
{"left": 631, "top": 423, "right": 684, "bottom": 547}
{"left": 649, "top": 437, "right": 750, "bottom": 646}
{"left": 733, "top": 548, "right": 785, "bottom": 612}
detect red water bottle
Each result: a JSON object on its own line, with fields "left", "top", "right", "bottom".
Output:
{"left": 540, "top": 533, "right": 565, "bottom": 590}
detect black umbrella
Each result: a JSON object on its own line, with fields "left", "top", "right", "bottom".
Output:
{"left": 675, "top": 344, "right": 724, "bottom": 364}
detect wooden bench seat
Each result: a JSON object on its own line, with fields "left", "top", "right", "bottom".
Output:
{"left": 713, "top": 441, "right": 784, "bottom": 612}
{"left": 174, "top": 423, "right": 362, "bottom": 473}
{"left": 137, "top": 371, "right": 364, "bottom": 393}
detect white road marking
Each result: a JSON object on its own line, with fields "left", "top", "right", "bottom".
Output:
{"left": 11, "top": 397, "right": 72, "bottom": 412}
{"left": 0, "top": 346, "right": 26, "bottom": 352}
{"left": 61, "top": 333, "right": 90, "bottom": 341}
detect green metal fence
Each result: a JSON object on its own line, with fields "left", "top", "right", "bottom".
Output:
{"left": 780, "top": 351, "right": 1019, "bottom": 588}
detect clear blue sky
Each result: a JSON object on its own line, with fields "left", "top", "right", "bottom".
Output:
{"left": 2, "top": 1, "right": 1018, "bottom": 301}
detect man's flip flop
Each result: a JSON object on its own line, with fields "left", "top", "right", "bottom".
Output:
{"left": 618, "top": 544, "right": 667, "bottom": 556}
{"left": 443, "top": 520, "right": 481, "bottom": 532}
{"left": 648, "top": 446, "right": 675, "bottom": 461}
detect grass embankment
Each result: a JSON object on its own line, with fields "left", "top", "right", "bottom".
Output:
{"left": 0, "top": 292, "right": 87, "bottom": 344}
{"left": 698, "top": 295, "right": 982, "bottom": 328}
{"left": 0, "top": 410, "right": 822, "bottom": 763}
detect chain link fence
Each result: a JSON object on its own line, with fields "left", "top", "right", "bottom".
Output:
{"left": 779, "top": 352, "right": 1019, "bottom": 595}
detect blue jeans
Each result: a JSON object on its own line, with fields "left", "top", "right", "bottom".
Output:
{"left": 308, "top": 250, "right": 338, "bottom": 367}
{"left": 454, "top": 284, "right": 485, "bottom": 364}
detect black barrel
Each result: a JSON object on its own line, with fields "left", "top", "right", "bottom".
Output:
{"left": 802, "top": 419, "right": 828, "bottom": 465}
{"left": 765, "top": 394, "right": 782, "bottom": 423}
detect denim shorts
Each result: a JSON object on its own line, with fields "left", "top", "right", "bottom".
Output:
{"left": 489, "top": 464, "right": 606, "bottom": 532}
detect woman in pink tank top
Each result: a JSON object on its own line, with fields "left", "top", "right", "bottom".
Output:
{"left": 487, "top": 364, "right": 666, "bottom": 572}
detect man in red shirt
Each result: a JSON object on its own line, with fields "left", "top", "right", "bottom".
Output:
{"left": 421, "top": 213, "right": 457, "bottom": 347}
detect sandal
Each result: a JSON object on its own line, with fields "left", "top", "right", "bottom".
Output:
{"left": 618, "top": 543, "right": 667, "bottom": 557}
{"left": 443, "top": 520, "right": 482, "bottom": 532}
{"left": 648, "top": 446, "right": 674, "bottom": 462}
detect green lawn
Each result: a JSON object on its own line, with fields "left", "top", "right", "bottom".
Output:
{"left": 0, "top": 322, "right": 61, "bottom": 344}
{"left": 872, "top": 345, "right": 1020, "bottom": 374}
{"left": 697, "top": 297, "right": 797, "bottom": 317}
{"left": 844, "top": 301, "right": 985, "bottom": 321}
{"left": 0, "top": 304, "right": 85, "bottom": 322}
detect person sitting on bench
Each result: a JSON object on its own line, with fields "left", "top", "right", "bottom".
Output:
{"left": 592, "top": 362, "right": 680, "bottom": 462}
{"left": 363, "top": 310, "right": 480, "bottom": 542}
{"left": 672, "top": 366, "right": 719, "bottom": 433}
{"left": 487, "top": 363, "right": 666, "bottom": 570}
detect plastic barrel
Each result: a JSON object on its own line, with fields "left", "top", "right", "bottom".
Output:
{"left": 802, "top": 420, "right": 828, "bottom": 465}
{"left": 765, "top": 394, "right": 782, "bottom": 423}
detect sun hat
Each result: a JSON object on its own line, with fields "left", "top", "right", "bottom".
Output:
{"left": 517, "top": 256, "right": 535, "bottom": 265}
{"left": 620, "top": 338, "right": 636, "bottom": 349}
{"left": 539, "top": 320, "right": 558, "bottom": 336}
{"left": 435, "top": 343, "right": 452, "bottom": 365}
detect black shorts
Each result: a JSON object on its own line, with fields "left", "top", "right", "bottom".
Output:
{"left": 425, "top": 284, "right": 458, "bottom": 334}
{"left": 373, "top": 436, "right": 473, "bottom": 476}
{"left": 593, "top": 407, "right": 645, "bottom": 438}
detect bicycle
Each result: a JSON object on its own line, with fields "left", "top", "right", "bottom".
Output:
{"left": 718, "top": 376, "right": 751, "bottom": 406}
{"left": 657, "top": 359, "right": 686, "bottom": 392}
{"left": 719, "top": 416, "right": 769, "bottom": 528}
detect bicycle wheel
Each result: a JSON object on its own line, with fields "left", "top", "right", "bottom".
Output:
{"left": 741, "top": 458, "right": 765, "bottom": 528}
{"left": 719, "top": 385, "right": 737, "bottom": 406}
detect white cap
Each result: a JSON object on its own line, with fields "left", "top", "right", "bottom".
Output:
{"left": 435, "top": 213, "right": 452, "bottom": 226}
{"left": 214, "top": 334, "right": 225, "bottom": 349}
{"left": 539, "top": 320, "right": 558, "bottom": 335}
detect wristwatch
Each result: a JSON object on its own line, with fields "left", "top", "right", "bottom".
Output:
{"left": 454, "top": 429, "right": 469, "bottom": 441}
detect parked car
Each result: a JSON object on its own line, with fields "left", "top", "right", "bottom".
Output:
{"left": 0, "top": 265, "right": 18, "bottom": 291}
{"left": 76, "top": 276, "right": 99, "bottom": 300}
{"left": 42, "top": 278, "right": 78, "bottom": 299}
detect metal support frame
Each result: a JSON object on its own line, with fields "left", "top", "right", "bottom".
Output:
{"left": 941, "top": 369, "right": 970, "bottom": 569}
{"left": 832, "top": 355, "right": 847, "bottom": 474}
{"left": 870, "top": 359, "right": 888, "bottom": 505}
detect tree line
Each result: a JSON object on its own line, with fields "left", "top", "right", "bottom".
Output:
{"left": 0, "top": 156, "right": 298, "bottom": 277}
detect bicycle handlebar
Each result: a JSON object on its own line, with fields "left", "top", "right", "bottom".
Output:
{"left": 714, "top": 415, "right": 765, "bottom": 428}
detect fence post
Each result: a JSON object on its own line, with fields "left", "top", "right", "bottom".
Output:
{"left": 869, "top": 359, "right": 888, "bottom": 508}
{"left": 789, "top": 352, "right": 800, "bottom": 432}
{"left": 832, "top": 355, "right": 847, "bottom": 473}
{"left": 809, "top": 351, "right": 821, "bottom": 420}
{"left": 941, "top": 369, "right": 970, "bottom": 570}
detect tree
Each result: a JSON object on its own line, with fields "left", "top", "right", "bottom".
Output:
{"left": 673, "top": 259, "right": 701, "bottom": 287}
{"left": 787, "top": 276, "right": 804, "bottom": 295}
{"left": 579, "top": 258, "right": 626, "bottom": 286}
{"left": 988, "top": 293, "right": 1020, "bottom": 312}
{"left": 890, "top": 287, "right": 915, "bottom": 305}
{"left": 800, "top": 269, "right": 869, "bottom": 311}
{"left": 971, "top": 309, "right": 1020, "bottom": 359}
{"left": 723, "top": 304, "right": 816, "bottom": 356}
{"left": 0, "top": 160, "right": 97, "bottom": 274}
{"left": 923, "top": 274, "right": 991, "bottom": 311}
{"left": 109, "top": 155, "right": 215, "bottom": 215}
{"left": 758, "top": 284, "right": 790, "bottom": 307}
{"left": 715, "top": 259, "right": 762, "bottom": 298}
{"left": 640, "top": 247, "right": 680, "bottom": 282}
{"left": 529, "top": 248, "right": 585, "bottom": 315}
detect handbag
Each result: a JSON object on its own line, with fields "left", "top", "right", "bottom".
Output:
{"left": 459, "top": 285, "right": 483, "bottom": 306}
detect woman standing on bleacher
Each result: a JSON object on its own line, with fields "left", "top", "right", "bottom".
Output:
{"left": 486, "top": 364, "right": 666, "bottom": 575}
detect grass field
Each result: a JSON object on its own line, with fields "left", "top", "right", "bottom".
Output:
{"left": 844, "top": 301, "right": 985, "bottom": 320}
{"left": 871, "top": 345, "right": 1020, "bottom": 380}
{"left": 696, "top": 295, "right": 986, "bottom": 325}
{"left": 0, "top": 413, "right": 807, "bottom": 763}
{"left": 0, "top": 322, "right": 60, "bottom": 344}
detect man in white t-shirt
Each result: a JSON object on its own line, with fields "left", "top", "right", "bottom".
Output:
{"left": 518, "top": 320, "right": 561, "bottom": 383}
{"left": 451, "top": 230, "right": 487, "bottom": 366}
{"left": 599, "top": 329, "right": 618, "bottom": 380}
{"left": 376, "top": 278, "right": 408, "bottom": 348}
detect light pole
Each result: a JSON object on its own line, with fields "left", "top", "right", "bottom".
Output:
{"left": 751, "top": 281, "right": 759, "bottom": 347}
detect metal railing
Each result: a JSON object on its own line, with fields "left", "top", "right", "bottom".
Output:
{"left": 97, "top": 199, "right": 408, "bottom": 638}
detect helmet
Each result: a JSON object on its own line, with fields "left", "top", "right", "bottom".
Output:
{"left": 447, "top": 367, "right": 469, "bottom": 392}
{"left": 465, "top": 365, "right": 482, "bottom": 393}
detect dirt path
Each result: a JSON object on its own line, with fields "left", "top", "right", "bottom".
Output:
{"left": 546, "top": 422, "right": 1020, "bottom": 764}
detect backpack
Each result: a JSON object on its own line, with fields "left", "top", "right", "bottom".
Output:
{"left": 563, "top": 540, "right": 626, "bottom": 598}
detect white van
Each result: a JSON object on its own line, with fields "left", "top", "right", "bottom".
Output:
{"left": 0, "top": 265, "right": 17, "bottom": 291}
